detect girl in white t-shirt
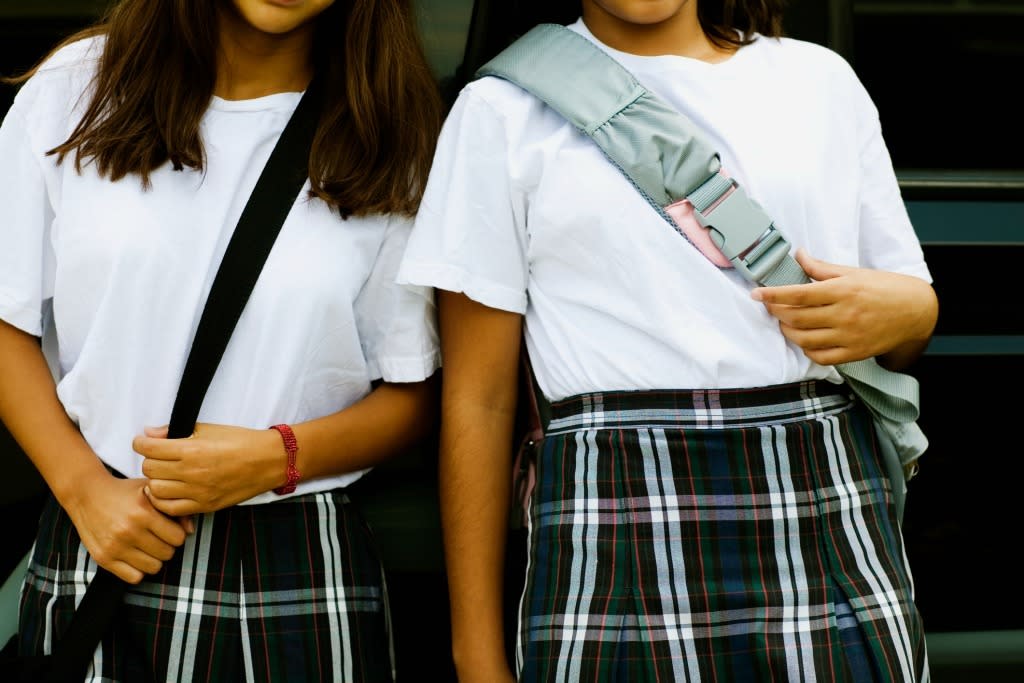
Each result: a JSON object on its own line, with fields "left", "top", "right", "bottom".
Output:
{"left": 0, "top": 1, "right": 441, "bottom": 680}
{"left": 397, "top": 1, "right": 936, "bottom": 681}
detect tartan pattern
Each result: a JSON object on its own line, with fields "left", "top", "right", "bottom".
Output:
{"left": 19, "top": 489, "right": 394, "bottom": 682}
{"left": 517, "top": 381, "right": 929, "bottom": 682}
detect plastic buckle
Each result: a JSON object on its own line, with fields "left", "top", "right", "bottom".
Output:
{"left": 694, "top": 182, "right": 791, "bottom": 284}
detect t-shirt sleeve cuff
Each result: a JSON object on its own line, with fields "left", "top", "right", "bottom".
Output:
{"left": 368, "top": 350, "right": 442, "bottom": 384}
{"left": 397, "top": 261, "right": 528, "bottom": 315}
{"left": 0, "top": 292, "right": 43, "bottom": 337}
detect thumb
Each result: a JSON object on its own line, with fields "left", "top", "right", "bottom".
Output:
{"left": 795, "top": 248, "right": 849, "bottom": 281}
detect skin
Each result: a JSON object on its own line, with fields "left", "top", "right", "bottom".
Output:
{"left": 0, "top": 321, "right": 187, "bottom": 584}
{"left": 1, "top": 0, "right": 439, "bottom": 585}
{"left": 438, "top": 292, "right": 521, "bottom": 683}
{"left": 439, "top": 2, "right": 938, "bottom": 680}
{"left": 136, "top": 379, "right": 437, "bottom": 517}
{"left": 216, "top": 0, "right": 336, "bottom": 99}
{"left": 582, "top": 0, "right": 734, "bottom": 61}
{"left": 751, "top": 249, "right": 939, "bottom": 370}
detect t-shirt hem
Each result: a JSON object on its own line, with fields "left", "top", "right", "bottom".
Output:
{"left": 397, "top": 261, "right": 527, "bottom": 314}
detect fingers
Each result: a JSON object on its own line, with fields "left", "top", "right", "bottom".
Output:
{"left": 148, "top": 493, "right": 201, "bottom": 518}
{"left": 106, "top": 560, "right": 146, "bottom": 585}
{"left": 802, "top": 346, "right": 855, "bottom": 366}
{"left": 101, "top": 511, "right": 190, "bottom": 584}
{"left": 133, "top": 433, "right": 192, "bottom": 461}
{"left": 144, "top": 424, "right": 170, "bottom": 438}
{"left": 752, "top": 249, "right": 857, "bottom": 305}
{"left": 752, "top": 281, "right": 835, "bottom": 307}
{"left": 794, "top": 248, "right": 852, "bottom": 280}
{"left": 777, "top": 323, "right": 865, "bottom": 365}
{"left": 765, "top": 302, "right": 838, "bottom": 331}
{"left": 134, "top": 423, "right": 199, "bottom": 459}
{"left": 179, "top": 516, "right": 196, "bottom": 535}
{"left": 777, "top": 322, "right": 837, "bottom": 350}
{"left": 144, "top": 485, "right": 200, "bottom": 523}
{"left": 108, "top": 546, "right": 166, "bottom": 582}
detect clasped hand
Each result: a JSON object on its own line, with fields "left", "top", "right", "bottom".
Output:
{"left": 134, "top": 422, "right": 283, "bottom": 517}
{"left": 751, "top": 249, "right": 937, "bottom": 367}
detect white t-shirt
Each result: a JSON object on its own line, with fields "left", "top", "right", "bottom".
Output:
{"left": 0, "top": 37, "right": 440, "bottom": 501}
{"left": 397, "top": 19, "right": 930, "bottom": 402}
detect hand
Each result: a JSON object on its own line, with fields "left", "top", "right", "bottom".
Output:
{"left": 134, "top": 423, "right": 284, "bottom": 516}
{"left": 63, "top": 472, "right": 188, "bottom": 584}
{"left": 751, "top": 249, "right": 938, "bottom": 366}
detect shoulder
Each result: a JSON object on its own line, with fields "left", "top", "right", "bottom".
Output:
{"left": 9, "top": 34, "right": 104, "bottom": 138}
{"left": 460, "top": 74, "right": 549, "bottom": 121}
{"left": 745, "top": 35, "right": 875, "bottom": 114}
{"left": 747, "top": 35, "right": 860, "bottom": 84}
{"left": 444, "top": 73, "right": 571, "bottom": 149}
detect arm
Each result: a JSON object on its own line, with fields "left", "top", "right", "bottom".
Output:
{"left": 0, "top": 320, "right": 187, "bottom": 583}
{"left": 438, "top": 291, "right": 521, "bottom": 682}
{"left": 751, "top": 248, "right": 939, "bottom": 370}
{"left": 135, "top": 374, "right": 439, "bottom": 516}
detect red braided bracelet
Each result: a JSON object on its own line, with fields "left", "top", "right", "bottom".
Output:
{"left": 270, "top": 424, "right": 300, "bottom": 495}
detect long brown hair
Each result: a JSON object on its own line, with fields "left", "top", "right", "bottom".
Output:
{"left": 4, "top": 0, "right": 443, "bottom": 218}
{"left": 700, "top": 0, "right": 787, "bottom": 48}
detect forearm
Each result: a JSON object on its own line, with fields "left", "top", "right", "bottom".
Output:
{"left": 441, "top": 405, "right": 516, "bottom": 674}
{"left": 139, "top": 375, "right": 440, "bottom": 513}
{"left": 291, "top": 376, "right": 439, "bottom": 482}
{"left": 879, "top": 285, "right": 938, "bottom": 371}
{"left": 0, "top": 320, "right": 109, "bottom": 507}
{"left": 434, "top": 291, "right": 523, "bottom": 678}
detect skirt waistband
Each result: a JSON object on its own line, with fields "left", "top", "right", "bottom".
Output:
{"left": 545, "top": 380, "right": 855, "bottom": 435}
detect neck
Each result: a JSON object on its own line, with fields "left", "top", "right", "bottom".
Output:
{"left": 215, "top": 8, "right": 315, "bottom": 100}
{"left": 581, "top": 1, "right": 733, "bottom": 62}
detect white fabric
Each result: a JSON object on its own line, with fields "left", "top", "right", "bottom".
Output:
{"left": 398, "top": 19, "right": 931, "bottom": 402}
{"left": 0, "top": 37, "right": 440, "bottom": 501}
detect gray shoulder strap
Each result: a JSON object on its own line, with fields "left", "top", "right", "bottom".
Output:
{"left": 476, "top": 23, "right": 927, "bottom": 516}
{"left": 477, "top": 23, "right": 802, "bottom": 286}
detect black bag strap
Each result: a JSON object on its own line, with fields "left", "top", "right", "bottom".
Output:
{"left": 38, "top": 80, "right": 322, "bottom": 683}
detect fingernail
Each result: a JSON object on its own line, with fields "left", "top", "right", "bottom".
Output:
{"left": 750, "top": 289, "right": 764, "bottom": 301}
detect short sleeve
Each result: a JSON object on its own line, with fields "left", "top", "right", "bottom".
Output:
{"left": 396, "top": 87, "right": 530, "bottom": 314}
{"left": 355, "top": 214, "right": 440, "bottom": 383}
{"left": 849, "top": 72, "right": 932, "bottom": 283}
{"left": 0, "top": 107, "right": 56, "bottom": 336}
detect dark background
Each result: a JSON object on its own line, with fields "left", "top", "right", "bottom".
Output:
{"left": 2, "top": 1, "right": 1022, "bottom": 681}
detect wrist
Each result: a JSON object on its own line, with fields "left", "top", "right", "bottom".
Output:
{"left": 269, "top": 424, "right": 301, "bottom": 495}
{"left": 51, "top": 455, "right": 112, "bottom": 510}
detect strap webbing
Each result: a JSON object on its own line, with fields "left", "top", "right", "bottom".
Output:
{"left": 478, "top": 24, "right": 926, "bottom": 513}
{"left": 39, "top": 82, "right": 322, "bottom": 683}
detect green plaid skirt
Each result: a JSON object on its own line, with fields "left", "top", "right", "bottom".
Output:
{"left": 517, "top": 380, "right": 929, "bottom": 682}
{"left": 19, "top": 488, "right": 393, "bottom": 682}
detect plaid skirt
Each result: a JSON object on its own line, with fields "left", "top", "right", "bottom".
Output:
{"left": 516, "top": 380, "right": 929, "bottom": 682}
{"left": 18, "top": 489, "right": 393, "bottom": 682}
